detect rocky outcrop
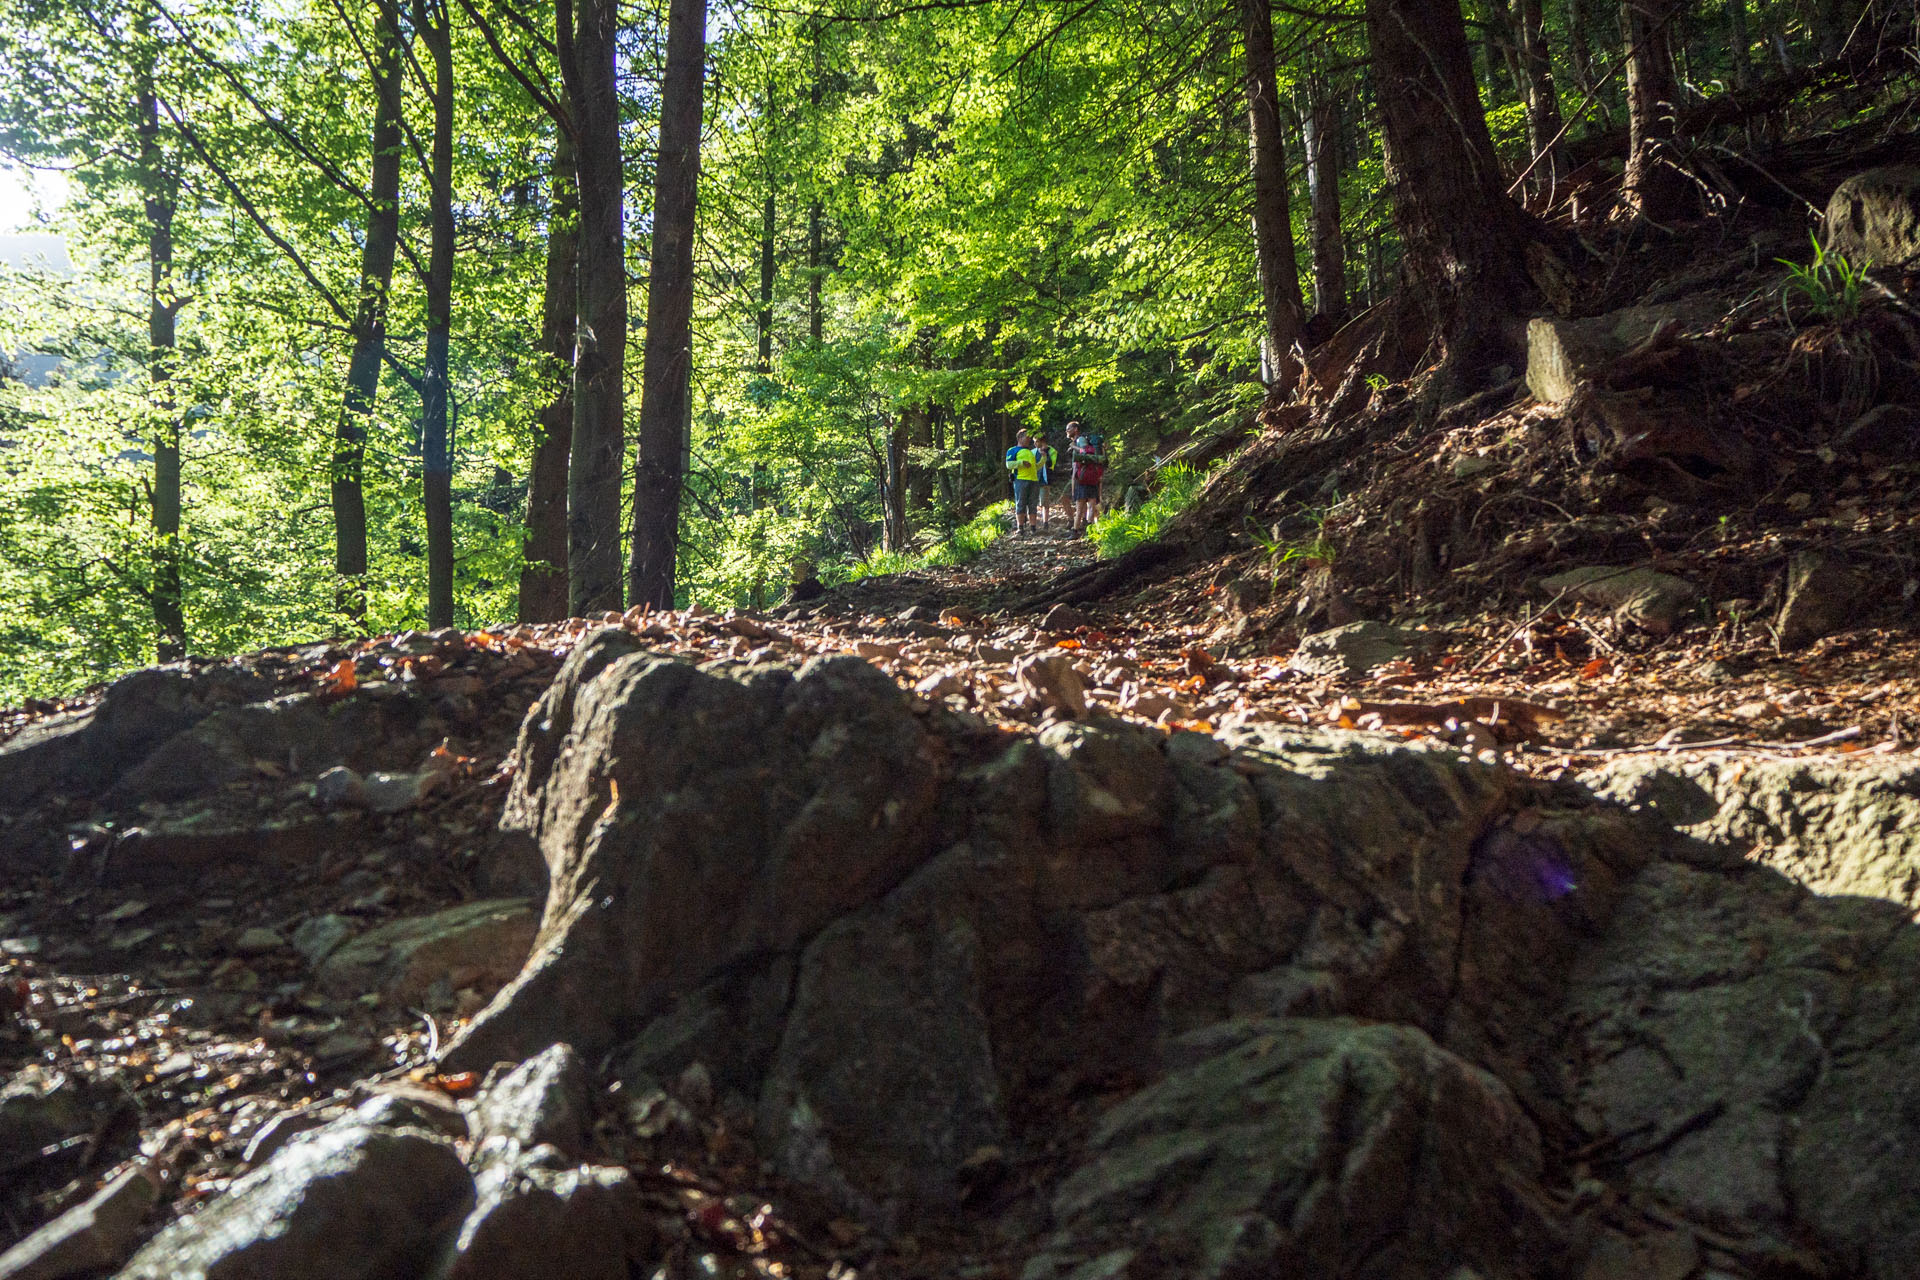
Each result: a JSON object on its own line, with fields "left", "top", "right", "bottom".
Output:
{"left": 445, "top": 633, "right": 947, "bottom": 1069}
{"left": 1587, "top": 752, "right": 1920, "bottom": 907}
{"left": 434, "top": 633, "right": 1920, "bottom": 1277}
{"left": 5, "top": 632, "right": 1915, "bottom": 1278}
{"left": 1026, "top": 1018, "right": 1557, "bottom": 1280}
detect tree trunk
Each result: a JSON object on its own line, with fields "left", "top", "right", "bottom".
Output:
{"left": 806, "top": 32, "right": 824, "bottom": 345}
{"left": 1516, "top": 0, "right": 1569, "bottom": 201}
{"left": 1567, "top": 0, "right": 1612, "bottom": 127}
{"left": 558, "top": 0, "right": 626, "bottom": 615}
{"left": 908, "top": 403, "right": 933, "bottom": 516}
{"left": 1366, "top": 0, "right": 1540, "bottom": 382}
{"left": 882, "top": 416, "right": 907, "bottom": 552}
{"left": 758, "top": 190, "right": 776, "bottom": 373}
{"left": 628, "top": 0, "right": 707, "bottom": 608}
{"left": 518, "top": 126, "right": 576, "bottom": 623}
{"left": 333, "top": 6, "right": 404, "bottom": 630}
{"left": 1300, "top": 78, "right": 1347, "bottom": 325}
{"left": 757, "top": 82, "right": 776, "bottom": 375}
{"left": 1727, "top": 0, "right": 1751, "bottom": 88}
{"left": 137, "top": 70, "right": 185, "bottom": 662}
{"left": 416, "top": 0, "right": 456, "bottom": 629}
{"left": 1622, "top": 0, "right": 1691, "bottom": 220}
{"left": 1240, "top": 0, "right": 1306, "bottom": 393}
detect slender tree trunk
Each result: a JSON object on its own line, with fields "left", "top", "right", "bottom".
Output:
{"left": 1567, "top": 0, "right": 1612, "bottom": 126}
{"left": 758, "top": 196, "right": 775, "bottom": 372}
{"left": 806, "top": 31, "right": 824, "bottom": 345}
{"left": 628, "top": 0, "right": 707, "bottom": 607}
{"left": 137, "top": 70, "right": 185, "bottom": 662}
{"left": 1622, "top": 0, "right": 1691, "bottom": 220}
{"left": 1727, "top": 0, "right": 1751, "bottom": 88}
{"left": 333, "top": 6, "right": 404, "bottom": 630}
{"left": 1239, "top": 0, "right": 1306, "bottom": 393}
{"left": 415, "top": 0, "right": 456, "bottom": 629}
{"left": 1300, "top": 78, "right": 1347, "bottom": 325}
{"left": 1516, "top": 0, "right": 1568, "bottom": 201}
{"left": 907, "top": 403, "right": 933, "bottom": 516}
{"left": 558, "top": 0, "right": 625, "bottom": 614}
{"left": 518, "top": 127, "right": 576, "bottom": 623}
{"left": 1366, "top": 0, "right": 1540, "bottom": 381}
{"left": 882, "top": 417, "right": 907, "bottom": 552}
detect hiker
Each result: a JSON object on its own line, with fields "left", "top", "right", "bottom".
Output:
{"left": 1006, "top": 430, "right": 1042, "bottom": 535}
{"left": 1033, "top": 432, "right": 1060, "bottom": 531}
{"left": 1067, "top": 421, "right": 1107, "bottom": 533}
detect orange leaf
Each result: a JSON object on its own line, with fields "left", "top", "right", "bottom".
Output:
{"left": 1579, "top": 657, "right": 1607, "bottom": 679}
{"left": 319, "top": 659, "right": 357, "bottom": 698}
{"left": 1055, "top": 638, "right": 1083, "bottom": 650}
{"left": 431, "top": 1071, "right": 479, "bottom": 1095}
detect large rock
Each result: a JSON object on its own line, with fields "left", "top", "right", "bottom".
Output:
{"left": 1824, "top": 165, "right": 1920, "bottom": 271}
{"left": 1287, "top": 620, "right": 1427, "bottom": 679}
{"left": 1525, "top": 299, "right": 1721, "bottom": 405}
{"left": 468, "top": 1044, "right": 594, "bottom": 1159}
{"left": 443, "top": 634, "right": 946, "bottom": 1070}
{"left": 1025, "top": 1018, "right": 1556, "bottom": 1280}
{"left": 1587, "top": 752, "right": 1920, "bottom": 909}
{"left": 1556, "top": 859, "right": 1920, "bottom": 1279}
{"left": 1774, "top": 549, "right": 1865, "bottom": 649}
{"left": 317, "top": 899, "right": 537, "bottom": 1007}
{"left": 117, "top": 1120, "right": 474, "bottom": 1280}
{"left": 0, "top": 664, "right": 268, "bottom": 812}
{"left": 1540, "top": 565, "right": 1701, "bottom": 635}
{"left": 429, "top": 1145, "right": 649, "bottom": 1280}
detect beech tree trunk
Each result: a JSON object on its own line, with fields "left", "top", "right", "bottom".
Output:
{"left": 414, "top": 0, "right": 456, "bottom": 629}
{"left": 1622, "top": 0, "right": 1691, "bottom": 220}
{"left": 1727, "top": 0, "right": 1751, "bottom": 88}
{"left": 558, "top": 0, "right": 626, "bottom": 615}
{"left": 628, "top": 0, "right": 707, "bottom": 608}
{"left": 1300, "top": 78, "right": 1347, "bottom": 325}
{"left": 882, "top": 417, "right": 907, "bottom": 552}
{"left": 137, "top": 68, "right": 185, "bottom": 662}
{"left": 758, "top": 189, "right": 776, "bottom": 373}
{"left": 333, "top": 7, "right": 404, "bottom": 630}
{"left": 517, "top": 128, "right": 576, "bottom": 623}
{"left": 1516, "top": 0, "right": 1569, "bottom": 201}
{"left": 1240, "top": 0, "right": 1306, "bottom": 392}
{"left": 1366, "top": 0, "right": 1540, "bottom": 381}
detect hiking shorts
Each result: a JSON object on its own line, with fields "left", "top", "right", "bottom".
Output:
{"left": 1013, "top": 479, "right": 1039, "bottom": 514}
{"left": 1073, "top": 483, "right": 1100, "bottom": 501}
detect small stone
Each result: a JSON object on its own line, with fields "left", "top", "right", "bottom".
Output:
{"left": 1040, "top": 603, "right": 1091, "bottom": 631}
{"left": 234, "top": 927, "right": 286, "bottom": 956}
{"left": 362, "top": 770, "right": 442, "bottom": 815}
{"left": 314, "top": 766, "right": 367, "bottom": 810}
{"left": 1013, "top": 653, "right": 1088, "bottom": 718}
{"left": 292, "top": 915, "right": 356, "bottom": 966}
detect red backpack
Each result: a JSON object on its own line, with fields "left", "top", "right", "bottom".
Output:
{"left": 1073, "top": 435, "right": 1106, "bottom": 485}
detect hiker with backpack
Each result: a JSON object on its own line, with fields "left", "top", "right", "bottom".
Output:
{"left": 1006, "top": 430, "right": 1042, "bottom": 536}
{"left": 1067, "top": 421, "right": 1106, "bottom": 533}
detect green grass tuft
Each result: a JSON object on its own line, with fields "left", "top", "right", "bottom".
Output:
{"left": 1087, "top": 464, "right": 1208, "bottom": 559}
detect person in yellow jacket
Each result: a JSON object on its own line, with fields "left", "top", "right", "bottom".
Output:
{"left": 1007, "top": 431, "right": 1042, "bottom": 536}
